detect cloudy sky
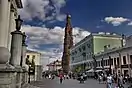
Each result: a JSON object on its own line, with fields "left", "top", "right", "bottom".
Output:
{"left": 20, "top": 0, "right": 132, "bottom": 70}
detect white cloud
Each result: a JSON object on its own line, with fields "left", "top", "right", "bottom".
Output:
{"left": 19, "top": 0, "right": 66, "bottom": 21}
{"left": 128, "top": 21, "right": 132, "bottom": 26}
{"left": 104, "top": 17, "right": 129, "bottom": 26}
{"left": 21, "top": 25, "right": 90, "bottom": 70}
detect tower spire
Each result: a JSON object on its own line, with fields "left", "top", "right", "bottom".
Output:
{"left": 62, "top": 14, "right": 73, "bottom": 73}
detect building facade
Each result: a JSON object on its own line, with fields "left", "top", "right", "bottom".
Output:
{"left": 47, "top": 60, "right": 62, "bottom": 71}
{"left": 0, "top": 0, "right": 22, "bottom": 50}
{"left": 94, "top": 46, "right": 132, "bottom": 76}
{"left": 26, "top": 50, "right": 42, "bottom": 81}
{"left": 70, "top": 32, "right": 123, "bottom": 72}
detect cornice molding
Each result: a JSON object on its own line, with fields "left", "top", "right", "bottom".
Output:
{"left": 15, "top": 0, "right": 23, "bottom": 8}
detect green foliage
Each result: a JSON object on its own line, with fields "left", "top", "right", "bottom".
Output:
{"left": 74, "top": 65, "right": 82, "bottom": 73}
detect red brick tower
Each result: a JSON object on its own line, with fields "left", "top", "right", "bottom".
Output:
{"left": 62, "top": 14, "right": 73, "bottom": 73}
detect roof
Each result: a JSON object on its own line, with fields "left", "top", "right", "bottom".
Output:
{"left": 95, "top": 45, "right": 132, "bottom": 58}
{"left": 71, "top": 32, "right": 122, "bottom": 49}
{"left": 46, "top": 60, "right": 62, "bottom": 66}
{"left": 26, "top": 50, "right": 41, "bottom": 54}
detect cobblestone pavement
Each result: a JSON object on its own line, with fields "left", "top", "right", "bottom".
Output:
{"left": 29, "top": 78, "right": 130, "bottom": 88}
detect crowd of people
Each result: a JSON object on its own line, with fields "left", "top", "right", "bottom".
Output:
{"left": 42, "top": 71, "right": 132, "bottom": 88}
{"left": 95, "top": 71, "right": 132, "bottom": 88}
{"left": 42, "top": 71, "right": 76, "bottom": 83}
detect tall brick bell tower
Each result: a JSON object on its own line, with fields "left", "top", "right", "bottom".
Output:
{"left": 62, "top": 14, "right": 73, "bottom": 74}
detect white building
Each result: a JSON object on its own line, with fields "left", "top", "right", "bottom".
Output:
{"left": 95, "top": 46, "right": 132, "bottom": 76}
{"left": 94, "top": 35, "right": 132, "bottom": 76}
{"left": 70, "top": 32, "right": 123, "bottom": 72}
{"left": 70, "top": 32, "right": 132, "bottom": 76}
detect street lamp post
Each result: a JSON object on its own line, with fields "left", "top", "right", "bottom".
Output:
{"left": 82, "top": 52, "right": 86, "bottom": 72}
{"left": 28, "top": 65, "right": 31, "bottom": 83}
{"left": 109, "top": 56, "right": 112, "bottom": 75}
{"left": 15, "top": 15, "right": 23, "bottom": 31}
{"left": 92, "top": 54, "right": 97, "bottom": 77}
{"left": 118, "top": 51, "right": 122, "bottom": 75}
{"left": 101, "top": 57, "right": 104, "bottom": 73}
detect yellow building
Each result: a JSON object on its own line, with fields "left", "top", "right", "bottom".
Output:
{"left": 26, "top": 50, "right": 42, "bottom": 81}
{"left": 26, "top": 50, "right": 41, "bottom": 65}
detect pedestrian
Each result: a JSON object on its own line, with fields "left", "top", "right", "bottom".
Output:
{"left": 98, "top": 75, "right": 102, "bottom": 84}
{"left": 59, "top": 73, "right": 63, "bottom": 84}
{"left": 117, "top": 75, "right": 124, "bottom": 88}
{"left": 48, "top": 74, "right": 51, "bottom": 79}
{"left": 106, "top": 74, "right": 114, "bottom": 88}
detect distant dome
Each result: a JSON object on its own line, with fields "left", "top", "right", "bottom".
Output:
{"left": 98, "top": 32, "right": 105, "bottom": 34}
{"left": 106, "top": 32, "right": 110, "bottom": 35}
{"left": 112, "top": 33, "right": 117, "bottom": 35}
{"left": 68, "top": 14, "right": 71, "bottom": 18}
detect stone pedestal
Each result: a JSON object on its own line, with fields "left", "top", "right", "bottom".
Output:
{"left": 0, "top": 66, "right": 16, "bottom": 88}
{"left": 21, "top": 45, "right": 27, "bottom": 66}
{"left": 0, "top": 47, "right": 17, "bottom": 88}
{"left": 10, "top": 31, "right": 23, "bottom": 66}
{"left": 21, "top": 67, "right": 28, "bottom": 86}
{"left": 35, "top": 65, "right": 42, "bottom": 81}
{"left": 15, "top": 66, "right": 23, "bottom": 88}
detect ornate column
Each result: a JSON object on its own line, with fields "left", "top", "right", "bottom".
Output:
{"left": 10, "top": 15, "right": 23, "bottom": 88}
{"left": 0, "top": 0, "right": 11, "bottom": 48}
{"left": 21, "top": 32, "right": 29, "bottom": 85}
{"left": 10, "top": 16, "right": 23, "bottom": 66}
{"left": 21, "top": 32, "right": 27, "bottom": 67}
{"left": 8, "top": 5, "right": 16, "bottom": 51}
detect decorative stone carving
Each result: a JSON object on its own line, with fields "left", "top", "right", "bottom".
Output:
{"left": 0, "top": 47, "right": 10, "bottom": 64}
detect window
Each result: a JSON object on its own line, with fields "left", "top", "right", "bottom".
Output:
{"left": 99, "top": 61, "right": 100, "bottom": 67}
{"left": 75, "top": 51, "right": 77, "bottom": 54}
{"left": 32, "top": 55, "right": 35, "bottom": 59}
{"left": 108, "top": 59, "right": 110, "bottom": 65}
{"left": 79, "top": 48, "right": 81, "bottom": 52}
{"left": 106, "top": 60, "right": 108, "bottom": 66}
{"left": 111, "top": 58, "right": 113, "bottom": 65}
{"left": 114, "top": 58, "right": 116, "bottom": 66}
{"left": 117, "top": 57, "right": 119, "bottom": 66}
{"left": 87, "top": 44, "right": 90, "bottom": 48}
{"left": 103, "top": 60, "right": 105, "bottom": 66}
{"left": 130, "top": 55, "right": 132, "bottom": 64}
{"left": 72, "top": 57, "right": 74, "bottom": 61}
{"left": 123, "top": 56, "right": 126, "bottom": 64}
{"left": 82, "top": 46, "right": 86, "bottom": 50}
{"left": 27, "top": 55, "right": 30, "bottom": 58}
{"left": 72, "top": 52, "right": 74, "bottom": 55}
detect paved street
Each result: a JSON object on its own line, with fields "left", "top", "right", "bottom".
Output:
{"left": 30, "top": 78, "right": 106, "bottom": 88}
{"left": 29, "top": 78, "right": 131, "bottom": 88}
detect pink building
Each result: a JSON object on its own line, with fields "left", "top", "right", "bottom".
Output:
{"left": 47, "top": 60, "right": 62, "bottom": 71}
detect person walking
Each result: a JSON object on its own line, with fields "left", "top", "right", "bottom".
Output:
{"left": 106, "top": 74, "right": 114, "bottom": 88}
{"left": 59, "top": 73, "right": 63, "bottom": 84}
{"left": 117, "top": 75, "right": 124, "bottom": 88}
{"left": 98, "top": 75, "right": 102, "bottom": 84}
